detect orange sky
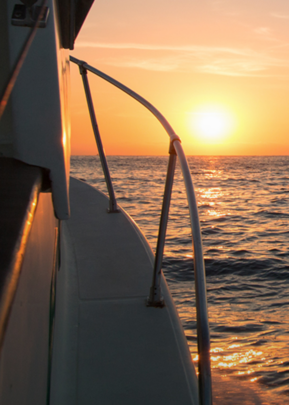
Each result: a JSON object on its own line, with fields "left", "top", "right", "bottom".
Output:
{"left": 70, "top": 0, "right": 289, "bottom": 155}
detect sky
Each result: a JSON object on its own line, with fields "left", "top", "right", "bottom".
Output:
{"left": 70, "top": 0, "right": 289, "bottom": 155}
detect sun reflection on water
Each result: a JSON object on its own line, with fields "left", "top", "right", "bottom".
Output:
{"left": 71, "top": 155, "right": 289, "bottom": 404}
{"left": 184, "top": 300, "right": 289, "bottom": 403}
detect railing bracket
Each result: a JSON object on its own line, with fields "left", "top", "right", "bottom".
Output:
{"left": 106, "top": 208, "right": 120, "bottom": 214}
{"left": 169, "top": 141, "right": 177, "bottom": 155}
{"left": 146, "top": 295, "right": 165, "bottom": 308}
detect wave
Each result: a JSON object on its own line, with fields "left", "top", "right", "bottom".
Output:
{"left": 71, "top": 155, "right": 289, "bottom": 402}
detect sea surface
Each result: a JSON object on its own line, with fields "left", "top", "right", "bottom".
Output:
{"left": 71, "top": 155, "right": 289, "bottom": 404}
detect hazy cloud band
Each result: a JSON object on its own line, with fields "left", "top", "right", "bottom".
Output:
{"left": 75, "top": 41, "right": 289, "bottom": 77}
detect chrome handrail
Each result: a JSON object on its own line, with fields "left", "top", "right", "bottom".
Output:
{"left": 70, "top": 55, "right": 212, "bottom": 405}
{"left": 69, "top": 57, "right": 181, "bottom": 145}
{"left": 174, "top": 140, "right": 211, "bottom": 405}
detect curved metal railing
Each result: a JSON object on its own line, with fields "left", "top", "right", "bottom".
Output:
{"left": 70, "top": 55, "right": 212, "bottom": 405}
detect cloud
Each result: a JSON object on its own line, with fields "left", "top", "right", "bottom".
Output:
{"left": 271, "top": 12, "right": 289, "bottom": 20}
{"left": 76, "top": 42, "right": 247, "bottom": 53}
{"left": 107, "top": 58, "right": 179, "bottom": 72}
{"left": 253, "top": 26, "right": 276, "bottom": 42}
{"left": 254, "top": 27, "right": 271, "bottom": 35}
{"left": 75, "top": 42, "right": 289, "bottom": 77}
{"left": 198, "top": 60, "right": 268, "bottom": 77}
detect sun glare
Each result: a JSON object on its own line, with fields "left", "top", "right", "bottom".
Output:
{"left": 189, "top": 106, "right": 234, "bottom": 142}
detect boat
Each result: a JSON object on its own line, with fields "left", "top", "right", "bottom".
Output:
{"left": 0, "top": 1, "right": 212, "bottom": 404}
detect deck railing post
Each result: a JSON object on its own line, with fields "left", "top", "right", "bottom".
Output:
{"left": 147, "top": 142, "right": 177, "bottom": 307}
{"left": 78, "top": 64, "right": 118, "bottom": 213}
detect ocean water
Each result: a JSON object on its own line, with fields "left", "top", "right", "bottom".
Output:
{"left": 71, "top": 155, "right": 289, "bottom": 404}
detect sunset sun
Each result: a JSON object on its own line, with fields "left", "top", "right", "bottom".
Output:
{"left": 189, "top": 107, "right": 234, "bottom": 142}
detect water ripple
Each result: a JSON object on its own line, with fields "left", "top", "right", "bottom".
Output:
{"left": 71, "top": 155, "right": 289, "bottom": 403}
